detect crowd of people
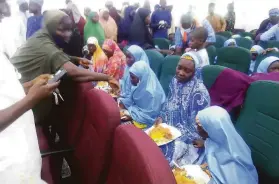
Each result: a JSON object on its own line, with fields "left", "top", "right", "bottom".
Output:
{"left": 1, "top": 0, "right": 279, "bottom": 183}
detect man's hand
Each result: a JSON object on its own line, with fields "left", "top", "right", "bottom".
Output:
{"left": 26, "top": 79, "right": 60, "bottom": 106}
{"left": 79, "top": 58, "right": 92, "bottom": 69}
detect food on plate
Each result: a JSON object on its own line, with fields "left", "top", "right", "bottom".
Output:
{"left": 173, "top": 167, "right": 196, "bottom": 184}
{"left": 96, "top": 81, "right": 118, "bottom": 97}
{"left": 148, "top": 122, "right": 173, "bottom": 143}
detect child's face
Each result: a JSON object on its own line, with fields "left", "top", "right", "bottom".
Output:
{"left": 189, "top": 37, "right": 203, "bottom": 50}
{"left": 168, "top": 34, "right": 174, "bottom": 42}
{"left": 251, "top": 53, "right": 258, "bottom": 61}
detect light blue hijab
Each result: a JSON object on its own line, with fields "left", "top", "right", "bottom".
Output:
{"left": 197, "top": 106, "right": 258, "bottom": 184}
{"left": 120, "top": 45, "right": 149, "bottom": 102}
{"left": 124, "top": 60, "right": 166, "bottom": 127}
{"left": 257, "top": 56, "right": 279, "bottom": 73}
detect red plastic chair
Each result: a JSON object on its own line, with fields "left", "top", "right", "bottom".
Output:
{"left": 106, "top": 125, "right": 176, "bottom": 184}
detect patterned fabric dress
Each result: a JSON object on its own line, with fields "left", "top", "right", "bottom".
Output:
{"left": 160, "top": 74, "right": 210, "bottom": 166}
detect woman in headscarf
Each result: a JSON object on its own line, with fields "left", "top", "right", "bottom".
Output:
{"left": 60, "top": 8, "right": 83, "bottom": 57}
{"left": 196, "top": 106, "right": 258, "bottom": 184}
{"left": 119, "top": 60, "right": 166, "bottom": 128}
{"left": 223, "top": 38, "right": 237, "bottom": 47}
{"left": 99, "top": 9, "right": 118, "bottom": 42}
{"left": 159, "top": 52, "right": 210, "bottom": 166}
{"left": 249, "top": 45, "right": 264, "bottom": 75}
{"left": 102, "top": 39, "right": 126, "bottom": 80}
{"left": 66, "top": 0, "right": 86, "bottom": 37}
{"left": 84, "top": 37, "right": 108, "bottom": 74}
{"left": 118, "top": 5, "right": 136, "bottom": 42}
{"left": 119, "top": 45, "right": 149, "bottom": 106}
{"left": 84, "top": 11, "right": 105, "bottom": 46}
{"left": 129, "top": 8, "right": 154, "bottom": 49}
{"left": 10, "top": 10, "right": 119, "bottom": 123}
{"left": 257, "top": 56, "right": 279, "bottom": 73}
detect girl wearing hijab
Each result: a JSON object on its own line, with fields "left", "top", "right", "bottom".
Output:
{"left": 249, "top": 45, "right": 264, "bottom": 75}
{"left": 119, "top": 60, "right": 166, "bottom": 128}
{"left": 196, "top": 106, "right": 258, "bottom": 184}
{"left": 129, "top": 8, "right": 154, "bottom": 49}
{"left": 119, "top": 45, "right": 149, "bottom": 107}
{"left": 159, "top": 52, "right": 210, "bottom": 166}
{"left": 84, "top": 11, "right": 105, "bottom": 46}
{"left": 118, "top": 5, "right": 136, "bottom": 42}
{"left": 10, "top": 10, "right": 119, "bottom": 123}
{"left": 99, "top": 9, "right": 118, "bottom": 42}
{"left": 102, "top": 39, "right": 126, "bottom": 80}
{"left": 223, "top": 38, "right": 237, "bottom": 47}
{"left": 257, "top": 56, "right": 279, "bottom": 73}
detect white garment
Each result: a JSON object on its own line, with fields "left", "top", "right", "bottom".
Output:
{"left": 67, "top": 2, "right": 81, "bottom": 23}
{"left": 196, "top": 48, "right": 210, "bottom": 67}
{"left": 0, "top": 39, "right": 45, "bottom": 183}
{"left": 18, "top": 11, "right": 30, "bottom": 45}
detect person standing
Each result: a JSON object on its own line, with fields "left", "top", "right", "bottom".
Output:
{"left": 17, "top": 0, "right": 29, "bottom": 43}
{"left": 0, "top": 0, "right": 59, "bottom": 183}
{"left": 150, "top": 0, "right": 172, "bottom": 39}
{"left": 105, "top": 1, "right": 121, "bottom": 26}
{"left": 99, "top": 9, "right": 118, "bottom": 42}
{"left": 206, "top": 3, "right": 226, "bottom": 33}
{"left": 84, "top": 11, "right": 105, "bottom": 45}
{"left": 256, "top": 8, "right": 279, "bottom": 38}
{"left": 26, "top": 0, "right": 44, "bottom": 38}
{"left": 65, "top": 0, "right": 86, "bottom": 37}
{"left": 225, "top": 2, "right": 235, "bottom": 32}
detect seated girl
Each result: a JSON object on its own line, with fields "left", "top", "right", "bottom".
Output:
{"left": 160, "top": 52, "right": 210, "bottom": 166}
{"left": 257, "top": 56, "right": 279, "bottom": 73}
{"left": 249, "top": 45, "right": 264, "bottom": 75}
{"left": 224, "top": 38, "right": 237, "bottom": 47}
{"left": 196, "top": 106, "right": 258, "bottom": 184}
{"left": 119, "top": 61, "right": 165, "bottom": 128}
{"left": 120, "top": 45, "right": 149, "bottom": 101}
{"left": 102, "top": 39, "right": 126, "bottom": 80}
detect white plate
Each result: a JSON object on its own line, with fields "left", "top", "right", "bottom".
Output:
{"left": 145, "top": 123, "right": 182, "bottom": 146}
{"left": 181, "top": 165, "right": 210, "bottom": 184}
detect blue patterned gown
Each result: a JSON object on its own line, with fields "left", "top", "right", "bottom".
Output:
{"left": 160, "top": 74, "right": 210, "bottom": 166}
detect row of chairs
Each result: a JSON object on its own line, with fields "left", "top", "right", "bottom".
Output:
{"left": 38, "top": 81, "right": 176, "bottom": 184}
{"left": 202, "top": 65, "right": 279, "bottom": 183}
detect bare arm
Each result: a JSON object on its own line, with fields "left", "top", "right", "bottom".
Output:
{"left": 63, "top": 61, "right": 111, "bottom": 82}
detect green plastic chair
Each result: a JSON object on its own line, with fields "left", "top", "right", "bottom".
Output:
{"left": 159, "top": 55, "right": 180, "bottom": 95}
{"left": 267, "top": 41, "right": 279, "bottom": 49}
{"left": 213, "top": 35, "right": 227, "bottom": 49}
{"left": 235, "top": 81, "right": 279, "bottom": 182}
{"left": 216, "top": 47, "right": 251, "bottom": 73}
{"left": 206, "top": 45, "right": 217, "bottom": 65}
{"left": 145, "top": 49, "right": 164, "bottom": 79}
{"left": 253, "top": 51, "right": 279, "bottom": 73}
{"left": 201, "top": 65, "right": 226, "bottom": 90}
{"left": 240, "top": 32, "right": 254, "bottom": 39}
{"left": 153, "top": 38, "right": 171, "bottom": 50}
{"left": 216, "top": 31, "right": 233, "bottom": 39}
{"left": 235, "top": 37, "right": 253, "bottom": 49}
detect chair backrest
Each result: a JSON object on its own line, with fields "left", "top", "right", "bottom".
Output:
{"left": 216, "top": 47, "right": 251, "bottom": 73}
{"left": 159, "top": 55, "right": 180, "bottom": 95}
{"left": 206, "top": 45, "right": 217, "bottom": 65}
{"left": 240, "top": 32, "right": 254, "bottom": 39}
{"left": 201, "top": 65, "right": 226, "bottom": 90}
{"left": 216, "top": 31, "right": 233, "bottom": 39}
{"left": 145, "top": 49, "right": 165, "bottom": 78}
{"left": 235, "top": 81, "right": 279, "bottom": 180}
{"left": 235, "top": 37, "right": 253, "bottom": 49}
{"left": 214, "top": 35, "right": 227, "bottom": 48}
{"left": 267, "top": 41, "right": 279, "bottom": 49}
{"left": 253, "top": 51, "right": 279, "bottom": 73}
{"left": 106, "top": 125, "right": 176, "bottom": 184}
{"left": 153, "top": 38, "right": 171, "bottom": 50}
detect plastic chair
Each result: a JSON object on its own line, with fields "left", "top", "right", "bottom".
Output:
{"left": 145, "top": 49, "right": 165, "bottom": 78}
{"left": 267, "top": 41, "right": 279, "bottom": 49}
{"left": 235, "top": 37, "right": 253, "bottom": 49}
{"left": 240, "top": 32, "right": 254, "bottom": 39}
{"left": 159, "top": 55, "right": 180, "bottom": 95}
{"left": 153, "top": 38, "right": 171, "bottom": 50}
{"left": 106, "top": 125, "right": 176, "bottom": 184}
{"left": 216, "top": 47, "right": 251, "bottom": 74}
{"left": 235, "top": 81, "right": 279, "bottom": 183}
{"left": 201, "top": 65, "right": 226, "bottom": 90}
{"left": 214, "top": 35, "right": 227, "bottom": 48}
{"left": 216, "top": 31, "right": 233, "bottom": 39}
